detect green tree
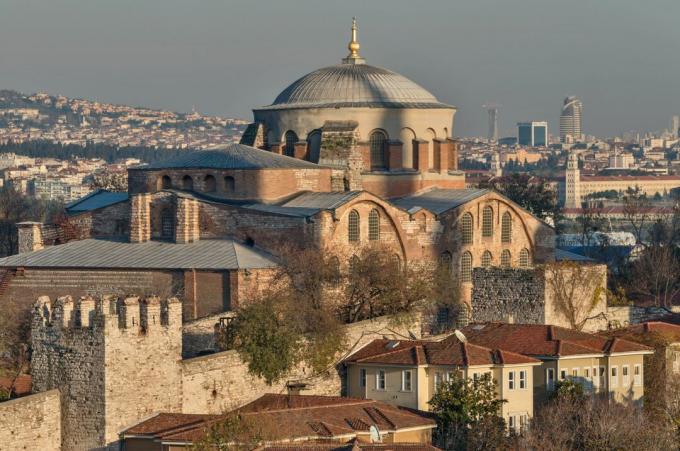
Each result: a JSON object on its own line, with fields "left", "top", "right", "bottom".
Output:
{"left": 428, "top": 372, "right": 507, "bottom": 450}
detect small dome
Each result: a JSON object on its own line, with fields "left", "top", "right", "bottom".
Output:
{"left": 262, "top": 63, "right": 452, "bottom": 110}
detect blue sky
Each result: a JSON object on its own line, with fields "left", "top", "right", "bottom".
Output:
{"left": 1, "top": 0, "right": 678, "bottom": 137}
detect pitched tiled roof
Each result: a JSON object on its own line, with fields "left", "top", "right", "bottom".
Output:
{"left": 243, "top": 191, "right": 363, "bottom": 218}
{"left": 65, "top": 189, "right": 128, "bottom": 213}
{"left": 343, "top": 334, "right": 539, "bottom": 367}
{"left": 121, "top": 394, "right": 435, "bottom": 445}
{"left": 461, "top": 323, "right": 652, "bottom": 358}
{"left": 0, "top": 238, "right": 278, "bottom": 270}
{"left": 390, "top": 189, "right": 489, "bottom": 215}
{"left": 262, "top": 442, "right": 441, "bottom": 450}
{"left": 136, "top": 143, "right": 321, "bottom": 170}
{"left": 600, "top": 321, "right": 680, "bottom": 344}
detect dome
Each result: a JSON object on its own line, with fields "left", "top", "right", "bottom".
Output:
{"left": 263, "top": 63, "right": 452, "bottom": 110}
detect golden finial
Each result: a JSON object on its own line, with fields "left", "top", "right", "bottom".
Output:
{"left": 343, "top": 17, "right": 365, "bottom": 64}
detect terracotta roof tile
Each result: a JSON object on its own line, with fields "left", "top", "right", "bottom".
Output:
{"left": 0, "top": 375, "right": 32, "bottom": 397}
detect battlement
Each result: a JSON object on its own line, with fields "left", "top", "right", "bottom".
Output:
{"left": 33, "top": 294, "right": 182, "bottom": 335}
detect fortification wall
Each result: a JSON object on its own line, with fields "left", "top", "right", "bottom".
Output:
{"left": 605, "top": 305, "right": 680, "bottom": 329}
{"left": 181, "top": 314, "right": 424, "bottom": 414}
{"left": 0, "top": 389, "right": 61, "bottom": 451}
{"left": 472, "top": 267, "right": 546, "bottom": 324}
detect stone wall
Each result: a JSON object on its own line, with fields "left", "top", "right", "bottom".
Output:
{"left": 605, "top": 305, "right": 680, "bottom": 329}
{"left": 471, "top": 267, "right": 546, "bottom": 324}
{"left": 0, "top": 389, "right": 61, "bottom": 451}
{"left": 181, "top": 314, "right": 424, "bottom": 414}
{"left": 182, "top": 312, "right": 235, "bottom": 358}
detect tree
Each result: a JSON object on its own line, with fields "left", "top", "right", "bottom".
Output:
{"left": 190, "top": 412, "right": 276, "bottom": 451}
{"left": 627, "top": 245, "right": 680, "bottom": 309}
{"left": 0, "top": 292, "right": 32, "bottom": 397}
{"left": 428, "top": 372, "right": 508, "bottom": 450}
{"left": 622, "top": 187, "right": 652, "bottom": 246}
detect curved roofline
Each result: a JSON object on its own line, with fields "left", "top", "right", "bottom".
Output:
{"left": 254, "top": 101, "right": 456, "bottom": 111}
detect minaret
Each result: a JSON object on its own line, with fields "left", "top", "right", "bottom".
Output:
{"left": 490, "top": 152, "right": 503, "bottom": 177}
{"left": 565, "top": 151, "right": 581, "bottom": 208}
{"left": 342, "top": 18, "right": 366, "bottom": 65}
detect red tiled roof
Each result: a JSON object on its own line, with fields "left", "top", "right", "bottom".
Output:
{"left": 461, "top": 323, "right": 652, "bottom": 358}
{"left": 600, "top": 321, "right": 680, "bottom": 344}
{"left": 0, "top": 374, "right": 32, "bottom": 396}
{"left": 343, "top": 334, "right": 539, "bottom": 367}
{"left": 261, "top": 442, "right": 441, "bottom": 451}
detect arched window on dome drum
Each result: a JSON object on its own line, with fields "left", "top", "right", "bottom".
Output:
{"left": 460, "top": 252, "right": 472, "bottom": 283}
{"left": 501, "top": 249, "right": 511, "bottom": 268}
{"left": 368, "top": 209, "right": 380, "bottom": 241}
{"left": 369, "top": 130, "right": 388, "bottom": 170}
{"left": 284, "top": 131, "right": 298, "bottom": 157}
{"left": 160, "top": 175, "right": 171, "bottom": 190}
{"left": 348, "top": 210, "right": 360, "bottom": 243}
{"left": 482, "top": 206, "right": 493, "bottom": 237}
{"left": 460, "top": 213, "right": 473, "bottom": 244}
{"left": 501, "top": 212, "right": 512, "bottom": 243}
{"left": 481, "top": 251, "right": 492, "bottom": 268}
{"left": 204, "top": 174, "right": 216, "bottom": 192}
{"left": 307, "top": 130, "right": 322, "bottom": 163}
{"left": 224, "top": 176, "right": 235, "bottom": 193}
{"left": 181, "top": 175, "right": 193, "bottom": 191}
{"left": 160, "top": 209, "right": 174, "bottom": 240}
{"left": 519, "top": 248, "right": 531, "bottom": 268}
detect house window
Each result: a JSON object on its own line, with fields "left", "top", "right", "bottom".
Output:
{"left": 572, "top": 368, "right": 578, "bottom": 379}
{"left": 508, "top": 371, "right": 515, "bottom": 390}
{"left": 560, "top": 369, "right": 567, "bottom": 381}
{"left": 368, "top": 209, "right": 380, "bottom": 241}
{"left": 519, "top": 370, "right": 526, "bottom": 389}
{"left": 460, "top": 252, "right": 473, "bottom": 283}
{"left": 402, "top": 370, "right": 413, "bottom": 392}
{"left": 481, "top": 251, "right": 492, "bottom": 268}
{"left": 501, "top": 249, "right": 511, "bottom": 268}
{"left": 369, "top": 130, "right": 388, "bottom": 170}
{"left": 224, "top": 176, "right": 235, "bottom": 193}
{"left": 360, "top": 369, "right": 367, "bottom": 388}
{"left": 181, "top": 175, "right": 193, "bottom": 190}
{"left": 546, "top": 368, "right": 555, "bottom": 391}
{"left": 622, "top": 365, "right": 630, "bottom": 386}
{"left": 519, "top": 248, "right": 531, "bottom": 268}
{"left": 592, "top": 367, "right": 599, "bottom": 388}
{"left": 599, "top": 366, "right": 606, "bottom": 388}
{"left": 482, "top": 206, "right": 493, "bottom": 237}
{"left": 584, "top": 368, "right": 590, "bottom": 379}
{"left": 611, "top": 366, "right": 618, "bottom": 388}
{"left": 508, "top": 415, "right": 516, "bottom": 432}
{"left": 460, "top": 213, "right": 473, "bottom": 244}
{"left": 501, "top": 212, "right": 512, "bottom": 243}
{"left": 434, "top": 372, "right": 443, "bottom": 390}
{"left": 348, "top": 210, "right": 360, "bottom": 243}
{"left": 284, "top": 130, "right": 298, "bottom": 157}
{"left": 376, "top": 370, "right": 386, "bottom": 390}
{"left": 519, "top": 414, "right": 529, "bottom": 432}
{"left": 634, "top": 364, "right": 641, "bottom": 386}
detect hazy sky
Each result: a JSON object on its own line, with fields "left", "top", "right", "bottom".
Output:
{"left": 1, "top": 0, "right": 678, "bottom": 137}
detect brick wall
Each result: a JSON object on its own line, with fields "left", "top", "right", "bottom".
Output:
{"left": 0, "top": 389, "right": 61, "bottom": 451}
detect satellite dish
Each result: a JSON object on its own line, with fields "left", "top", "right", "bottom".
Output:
{"left": 369, "top": 425, "right": 381, "bottom": 443}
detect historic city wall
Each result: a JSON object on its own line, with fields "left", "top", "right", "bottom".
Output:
{"left": 0, "top": 389, "right": 61, "bottom": 451}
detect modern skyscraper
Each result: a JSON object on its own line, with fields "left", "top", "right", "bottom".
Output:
{"left": 671, "top": 115, "right": 680, "bottom": 138}
{"left": 560, "top": 96, "right": 583, "bottom": 143}
{"left": 484, "top": 105, "right": 499, "bottom": 142}
{"left": 517, "top": 121, "right": 548, "bottom": 147}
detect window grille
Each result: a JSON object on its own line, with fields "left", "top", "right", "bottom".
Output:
{"left": 369, "top": 130, "right": 387, "bottom": 170}
{"left": 460, "top": 252, "right": 473, "bottom": 283}
{"left": 481, "top": 251, "right": 492, "bottom": 268}
{"left": 368, "top": 209, "right": 380, "bottom": 241}
{"left": 501, "top": 212, "right": 512, "bottom": 242}
{"left": 519, "top": 248, "right": 530, "bottom": 267}
{"left": 460, "top": 213, "right": 473, "bottom": 244}
{"left": 348, "top": 210, "right": 360, "bottom": 243}
{"left": 501, "top": 250, "right": 511, "bottom": 268}
{"left": 284, "top": 130, "right": 298, "bottom": 157}
{"left": 482, "top": 206, "right": 493, "bottom": 237}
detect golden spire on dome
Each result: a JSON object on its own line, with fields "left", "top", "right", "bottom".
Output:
{"left": 343, "top": 17, "right": 365, "bottom": 65}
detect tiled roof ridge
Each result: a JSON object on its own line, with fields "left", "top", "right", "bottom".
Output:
{"left": 241, "top": 398, "right": 375, "bottom": 414}
{"left": 352, "top": 341, "right": 425, "bottom": 363}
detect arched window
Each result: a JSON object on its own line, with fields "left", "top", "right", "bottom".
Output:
{"left": 417, "top": 212, "right": 427, "bottom": 232}
{"left": 160, "top": 175, "right": 171, "bottom": 190}
{"left": 481, "top": 251, "right": 493, "bottom": 268}
{"left": 369, "top": 130, "right": 388, "bottom": 170}
{"left": 501, "top": 212, "right": 512, "bottom": 243}
{"left": 181, "top": 175, "right": 193, "bottom": 191}
{"left": 519, "top": 248, "right": 531, "bottom": 268}
{"left": 460, "top": 252, "right": 473, "bottom": 283}
{"left": 224, "top": 176, "right": 235, "bottom": 193}
{"left": 501, "top": 250, "right": 511, "bottom": 268}
{"left": 368, "top": 209, "right": 380, "bottom": 241}
{"left": 348, "top": 210, "right": 360, "bottom": 243}
{"left": 306, "top": 130, "right": 322, "bottom": 163}
{"left": 349, "top": 255, "right": 360, "bottom": 274}
{"left": 460, "top": 213, "right": 473, "bottom": 244}
{"left": 160, "top": 209, "right": 174, "bottom": 240}
{"left": 482, "top": 206, "right": 493, "bottom": 237}
{"left": 440, "top": 251, "right": 453, "bottom": 273}
{"left": 284, "top": 130, "right": 298, "bottom": 157}
{"left": 392, "top": 254, "right": 402, "bottom": 272}
{"left": 204, "top": 174, "right": 216, "bottom": 192}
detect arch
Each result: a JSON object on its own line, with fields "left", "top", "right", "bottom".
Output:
{"left": 460, "top": 252, "right": 473, "bottom": 283}
{"left": 482, "top": 206, "right": 493, "bottom": 237}
{"left": 306, "top": 130, "right": 322, "bottom": 163}
{"left": 399, "top": 127, "right": 416, "bottom": 169}
{"left": 417, "top": 212, "right": 427, "bottom": 232}
{"left": 349, "top": 255, "right": 360, "bottom": 274}
{"left": 348, "top": 210, "right": 360, "bottom": 243}
{"left": 501, "top": 212, "right": 512, "bottom": 243}
{"left": 460, "top": 212, "right": 473, "bottom": 244}
{"left": 158, "top": 175, "right": 172, "bottom": 190}
{"left": 284, "top": 130, "right": 298, "bottom": 157}
{"left": 481, "top": 251, "right": 493, "bottom": 268}
{"left": 160, "top": 208, "right": 174, "bottom": 240}
{"left": 181, "top": 175, "right": 194, "bottom": 191}
{"left": 392, "top": 254, "right": 402, "bottom": 272}
{"left": 369, "top": 129, "right": 388, "bottom": 170}
{"left": 443, "top": 127, "right": 449, "bottom": 139}
{"left": 224, "top": 176, "right": 235, "bottom": 193}
{"left": 368, "top": 209, "right": 380, "bottom": 241}
{"left": 204, "top": 174, "right": 216, "bottom": 192}
{"left": 501, "top": 249, "right": 511, "bottom": 268}
{"left": 425, "top": 128, "right": 437, "bottom": 170}
{"left": 519, "top": 248, "right": 531, "bottom": 268}
{"left": 440, "top": 251, "right": 453, "bottom": 273}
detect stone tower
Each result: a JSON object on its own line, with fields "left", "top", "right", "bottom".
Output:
{"left": 565, "top": 151, "right": 581, "bottom": 208}
{"left": 31, "top": 295, "right": 183, "bottom": 450}
{"left": 490, "top": 152, "right": 503, "bottom": 178}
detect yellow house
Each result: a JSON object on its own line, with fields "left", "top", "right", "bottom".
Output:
{"left": 461, "top": 323, "right": 655, "bottom": 405}
{"left": 343, "top": 333, "right": 541, "bottom": 432}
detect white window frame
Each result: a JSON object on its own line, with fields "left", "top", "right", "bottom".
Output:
{"left": 508, "top": 371, "right": 515, "bottom": 390}
{"left": 634, "top": 364, "right": 642, "bottom": 386}
{"left": 584, "top": 367, "right": 590, "bottom": 378}
{"left": 546, "top": 368, "right": 555, "bottom": 391}
{"left": 519, "top": 370, "right": 526, "bottom": 389}
{"left": 622, "top": 365, "right": 630, "bottom": 387}
{"left": 592, "top": 366, "right": 599, "bottom": 388}
{"left": 599, "top": 366, "right": 606, "bottom": 388}
{"left": 401, "top": 370, "right": 413, "bottom": 392}
{"left": 360, "top": 368, "right": 367, "bottom": 388}
{"left": 610, "top": 366, "right": 618, "bottom": 388}
{"left": 508, "top": 414, "right": 516, "bottom": 432}
{"left": 435, "top": 371, "right": 443, "bottom": 390}
{"left": 376, "top": 369, "right": 386, "bottom": 391}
